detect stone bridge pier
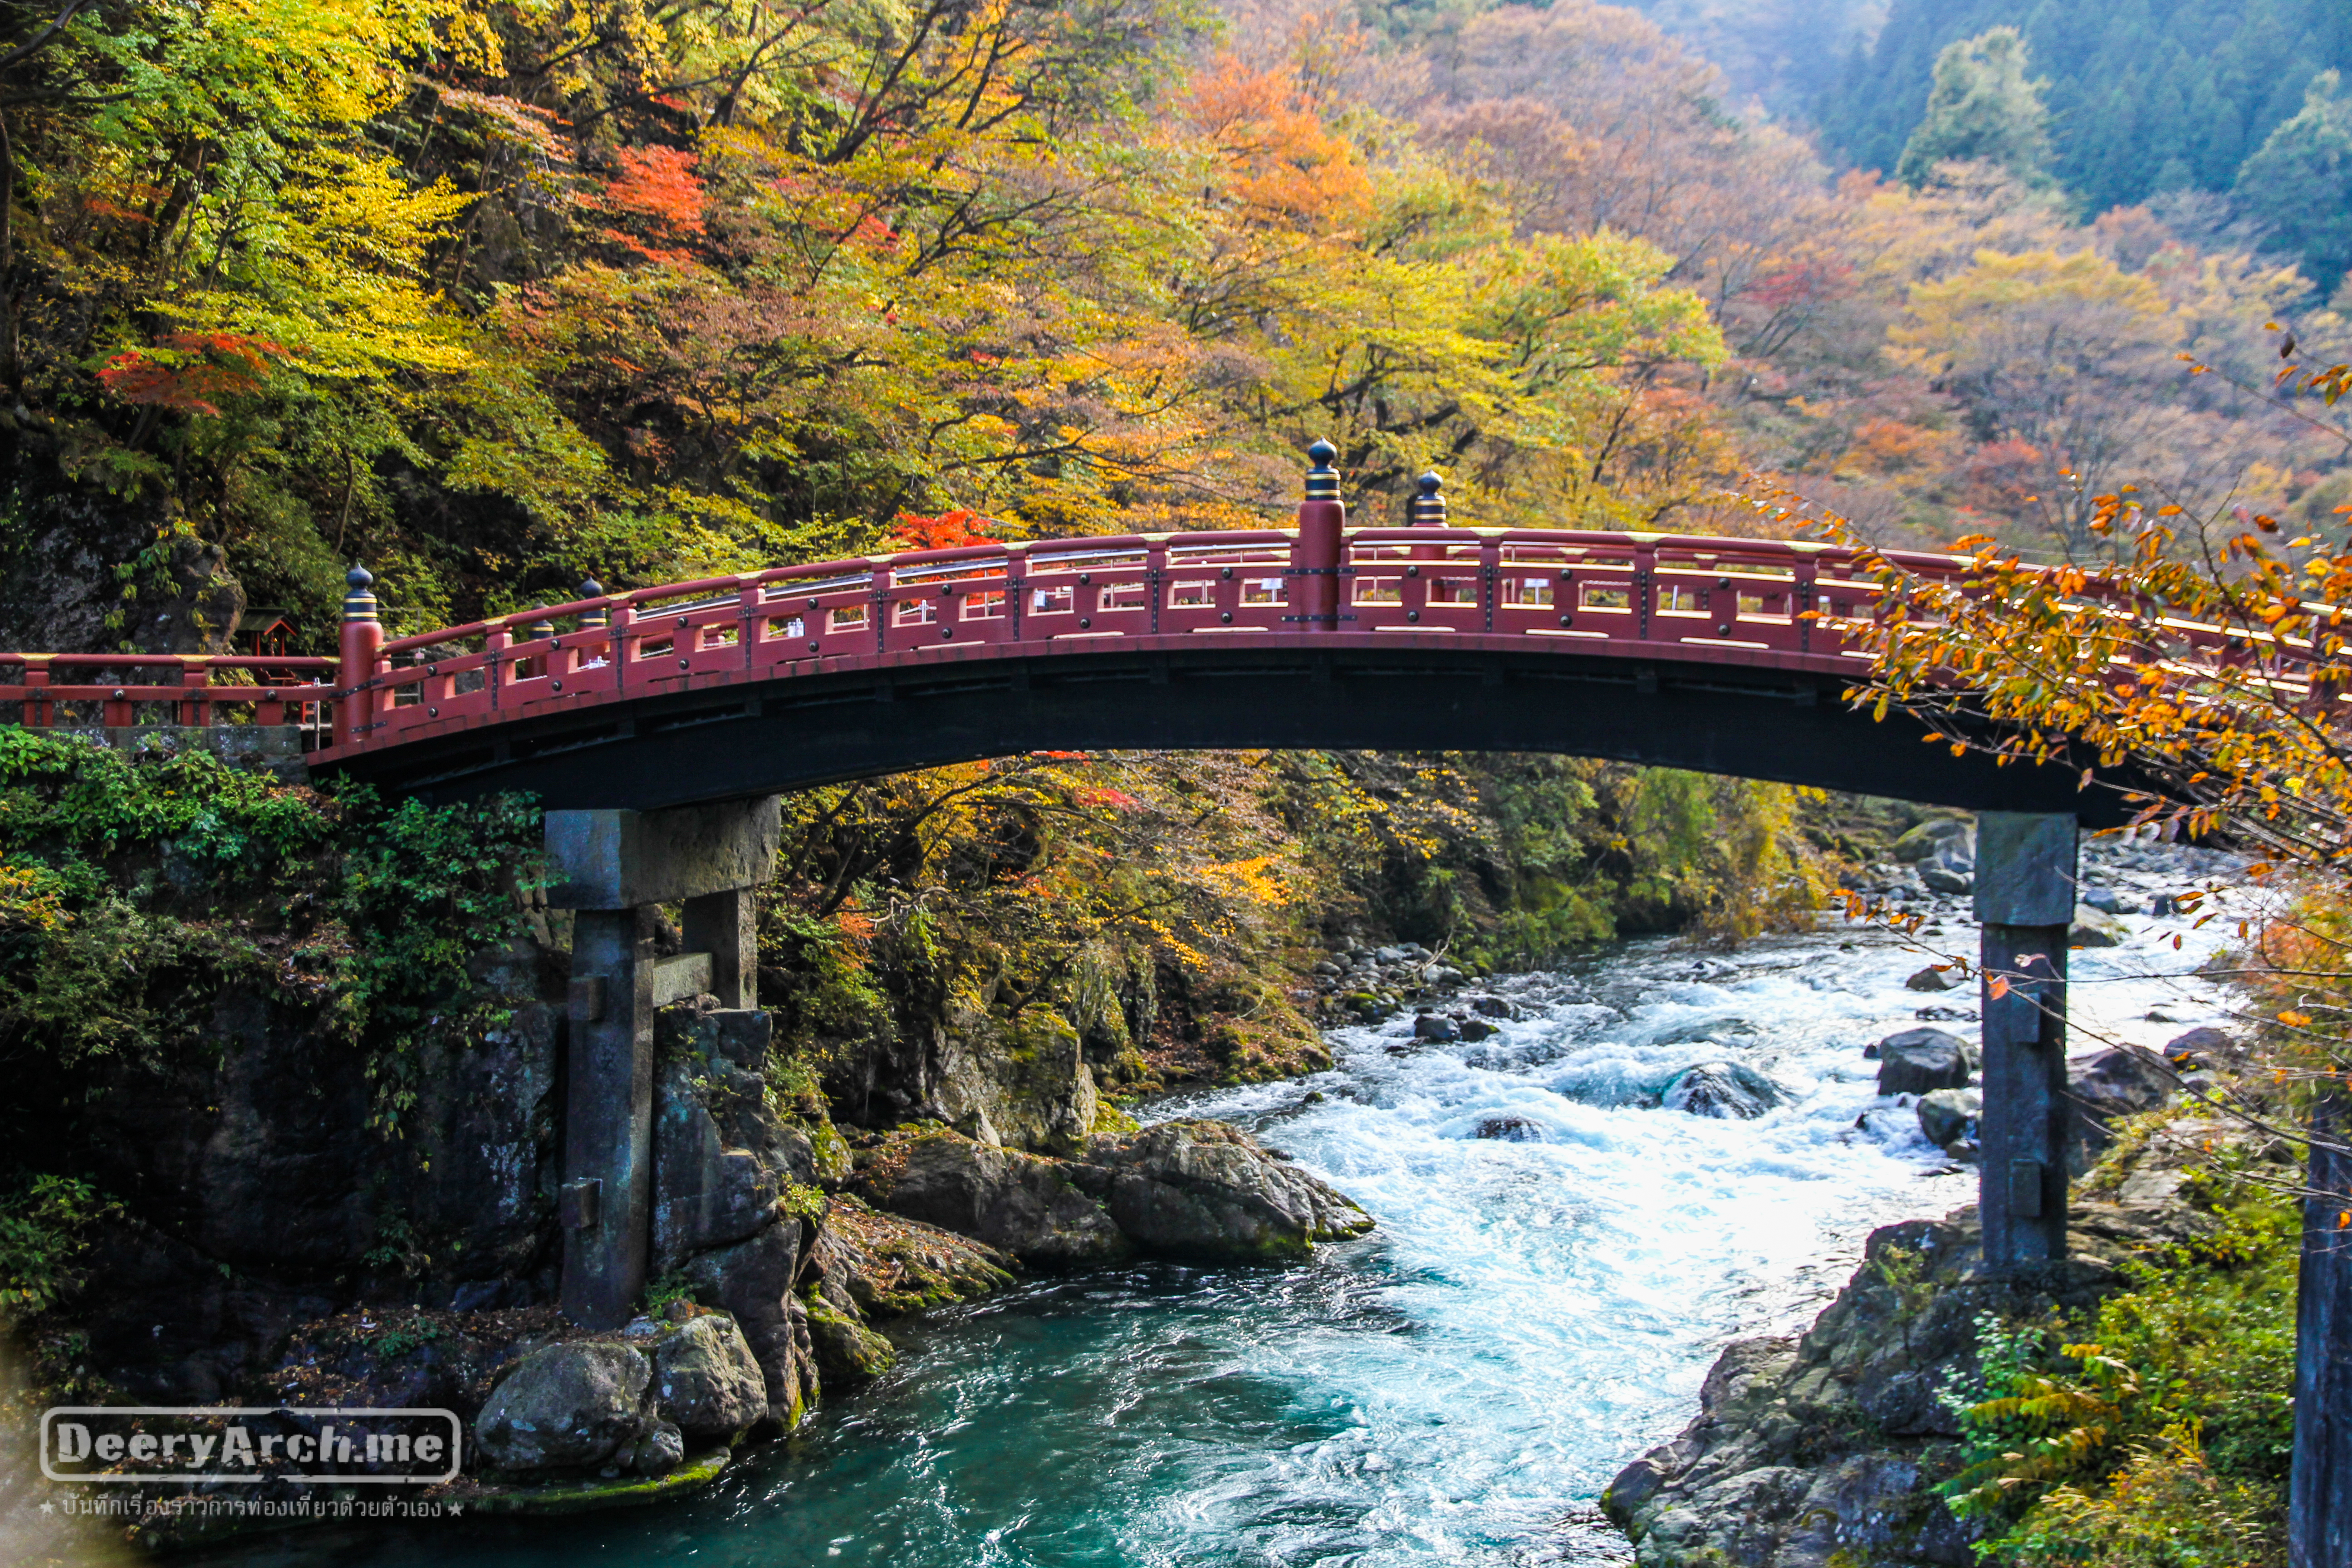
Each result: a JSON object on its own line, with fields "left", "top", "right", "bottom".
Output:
{"left": 1973, "top": 812, "right": 2075, "bottom": 1269}
{"left": 544, "top": 797, "right": 780, "bottom": 1328}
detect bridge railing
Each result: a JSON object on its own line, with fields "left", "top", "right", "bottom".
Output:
{"left": 0, "top": 653, "right": 335, "bottom": 733}
{"left": 38, "top": 449, "right": 2235, "bottom": 763}
{"left": 302, "top": 520, "right": 1915, "bottom": 759}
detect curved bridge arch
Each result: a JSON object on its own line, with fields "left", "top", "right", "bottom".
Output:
{"left": 326, "top": 632, "right": 2127, "bottom": 823}
{"left": 277, "top": 519, "right": 2129, "bottom": 823}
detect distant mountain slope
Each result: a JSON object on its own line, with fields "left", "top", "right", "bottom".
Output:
{"left": 1816, "top": 0, "right": 2352, "bottom": 211}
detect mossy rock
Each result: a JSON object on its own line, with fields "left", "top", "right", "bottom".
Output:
{"left": 802, "top": 1291, "right": 897, "bottom": 1381}
{"left": 453, "top": 1445, "right": 733, "bottom": 1515}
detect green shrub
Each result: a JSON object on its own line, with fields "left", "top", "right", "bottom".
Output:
{"left": 0, "top": 1175, "right": 118, "bottom": 1324}
{"left": 1941, "top": 1181, "right": 2298, "bottom": 1563}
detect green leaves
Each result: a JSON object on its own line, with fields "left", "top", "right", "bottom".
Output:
{"left": 327, "top": 786, "right": 545, "bottom": 1133}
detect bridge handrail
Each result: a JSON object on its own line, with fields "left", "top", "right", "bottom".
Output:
{"left": 0, "top": 653, "right": 336, "bottom": 673}
{"left": 5, "top": 449, "right": 2301, "bottom": 766}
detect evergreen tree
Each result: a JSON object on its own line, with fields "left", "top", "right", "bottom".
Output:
{"left": 1895, "top": 26, "right": 2052, "bottom": 186}
{"left": 2234, "top": 69, "right": 2352, "bottom": 293}
{"left": 1815, "top": 0, "right": 2352, "bottom": 212}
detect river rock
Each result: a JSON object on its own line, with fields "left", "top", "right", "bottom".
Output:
{"left": 810, "top": 1194, "right": 1017, "bottom": 1320}
{"left": 1903, "top": 964, "right": 1961, "bottom": 992}
{"left": 1916, "top": 1086, "right": 1981, "bottom": 1150}
{"left": 2064, "top": 1049, "right": 2177, "bottom": 1173}
{"left": 2081, "top": 887, "right": 2130, "bottom": 914}
{"left": 851, "top": 1125, "right": 1130, "bottom": 1266}
{"left": 1661, "top": 1062, "right": 1784, "bottom": 1120}
{"left": 681, "top": 1220, "right": 821, "bottom": 1428}
{"left": 1474, "top": 1115, "right": 1543, "bottom": 1141}
{"left": 2163, "top": 1025, "right": 2234, "bottom": 1069}
{"left": 1070, "top": 1120, "right": 1374, "bottom": 1261}
{"left": 1874, "top": 1028, "right": 1976, "bottom": 1097}
{"left": 1919, "top": 866, "right": 1971, "bottom": 894}
{"left": 2069, "top": 904, "right": 2127, "bottom": 947}
{"left": 1470, "top": 997, "right": 1519, "bottom": 1019}
{"left": 616, "top": 1418, "right": 685, "bottom": 1477}
{"left": 1457, "top": 1019, "right": 1496, "bottom": 1042}
{"left": 802, "top": 1295, "right": 898, "bottom": 1382}
{"left": 475, "top": 1342, "right": 652, "bottom": 1471}
{"left": 1412, "top": 1014, "right": 1459, "bottom": 1042}
{"left": 1602, "top": 1137, "right": 2233, "bottom": 1568}
{"left": 650, "top": 1314, "right": 768, "bottom": 1441}
{"left": 1892, "top": 817, "right": 1973, "bottom": 867}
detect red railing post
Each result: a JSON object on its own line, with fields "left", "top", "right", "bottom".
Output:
{"left": 180, "top": 662, "right": 210, "bottom": 726}
{"left": 23, "top": 660, "right": 48, "bottom": 727}
{"left": 1294, "top": 438, "right": 1345, "bottom": 631}
{"left": 339, "top": 566, "right": 382, "bottom": 746}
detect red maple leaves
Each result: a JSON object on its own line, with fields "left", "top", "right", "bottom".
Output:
{"left": 598, "top": 146, "right": 708, "bottom": 263}
{"left": 97, "top": 333, "right": 289, "bottom": 416}
{"left": 884, "top": 508, "right": 998, "bottom": 551}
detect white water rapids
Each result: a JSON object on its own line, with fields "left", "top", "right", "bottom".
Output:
{"left": 252, "top": 858, "right": 2237, "bottom": 1568}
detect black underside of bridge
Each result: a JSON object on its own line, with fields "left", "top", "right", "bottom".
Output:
{"left": 320, "top": 642, "right": 2136, "bottom": 825}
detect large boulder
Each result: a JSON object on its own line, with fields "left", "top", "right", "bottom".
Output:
{"left": 650, "top": 1314, "right": 768, "bottom": 1442}
{"left": 851, "top": 1125, "right": 1130, "bottom": 1265}
{"left": 1875, "top": 1029, "right": 1977, "bottom": 1098}
{"left": 1917, "top": 1087, "right": 1981, "bottom": 1151}
{"left": 929, "top": 1000, "right": 1101, "bottom": 1155}
{"left": 2069, "top": 904, "right": 2128, "bottom": 948}
{"left": 1892, "top": 817, "right": 1973, "bottom": 869}
{"left": 681, "top": 1220, "right": 821, "bottom": 1427}
{"left": 2065, "top": 1049, "right": 2178, "bottom": 1174}
{"left": 475, "top": 1342, "right": 652, "bottom": 1471}
{"left": 1660, "top": 1063, "right": 1785, "bottom": 1120}
{"left": 1069, "top": 1121, "right": 1374, "bottom": 1261}
{"left": 808, "top": 1195, "right": 1017, "bottom": 1320}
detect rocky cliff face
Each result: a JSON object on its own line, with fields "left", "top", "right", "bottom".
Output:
{"left": 1602, "top": 1122, "right": 2255, "bottom": 1568}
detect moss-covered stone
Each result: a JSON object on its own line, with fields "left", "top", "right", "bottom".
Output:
{"left": 453, "top": 1445, "right": 734, "bottom": 1516}
{"left": 802, "top": 1289, "right": 898, "bottom": 1381}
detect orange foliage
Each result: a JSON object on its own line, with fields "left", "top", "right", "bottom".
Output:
{"left": 1958, "top": 438, "right": 2047, "bottom": 516}
{"left": 1183, "top": 59, "right": 1371, "bottom": 230}
{"left": 1843, "top": 418, "right": 1956, "bottom": 476}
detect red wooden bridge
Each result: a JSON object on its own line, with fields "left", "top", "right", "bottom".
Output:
{"left": 23, "top": 449, "right": 2352, "bottom": 1559}
{"left": 0, "top": 450, "right": 2127, "bottom": 821}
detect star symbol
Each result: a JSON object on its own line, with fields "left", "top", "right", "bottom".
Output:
{"left": 446, "top": 1503, "right": 464, "bottom": 1516}
{"left": 39, "top": 1501, "right": 54, "bottom": 1515}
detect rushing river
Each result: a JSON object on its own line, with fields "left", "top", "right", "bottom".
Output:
{"left": 239, "top": 884, "right": 2233, "bottom": 1568}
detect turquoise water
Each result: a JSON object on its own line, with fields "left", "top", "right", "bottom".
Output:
{"left": 227, "top": 906, "right": 2228, "bottom": 1568}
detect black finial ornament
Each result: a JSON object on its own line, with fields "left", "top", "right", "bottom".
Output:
{"left": 342, "top": 565, "right": 378, "bottom": 623}
{"left": 1305, "top": 438, "right": 1339, "bottom": 501}
{"left": 578, "top": 578, "right": 609, "bottom": 629}
{"left": 1409, "top": 470, "right": 1448, "bottom": 528}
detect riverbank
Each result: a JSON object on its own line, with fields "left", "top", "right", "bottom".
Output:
{"left": 83, "top": 860, "right": 2234, "bottom": 1567}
